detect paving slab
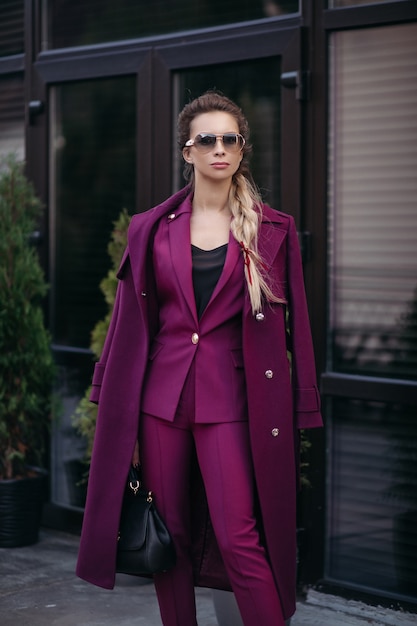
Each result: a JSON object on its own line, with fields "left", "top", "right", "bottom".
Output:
{"left": 0, "top": 530, "right": 415, "bottom": 625}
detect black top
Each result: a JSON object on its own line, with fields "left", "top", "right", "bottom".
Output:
{"left": 191, "top": 243, "right": 228, "bottom": 318}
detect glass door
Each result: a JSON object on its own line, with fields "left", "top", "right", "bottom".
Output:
{"left": 48, "top": 76, "right": 136, "bottom": 509}
{"left": 173, "top": 57, "right": 282, "bottom": 210}
{"left": 151, "top": 26, "right": 303, "bottom": 222}
{"left": 325, "top": 22, "right": 417, "bottom": 602}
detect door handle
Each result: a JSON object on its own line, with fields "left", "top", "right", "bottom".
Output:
{"left": 280, "top": 70, "right": 310, "bottom": 101}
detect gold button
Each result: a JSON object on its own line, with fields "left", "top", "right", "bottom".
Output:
{"left": 255, "top": 312, "right": 265, "bottom": 321}
{"left": 191, "top": 333, "right": 199, "bottom": 345}
{"left": 265, "top": 370, "right": 273, "bottom": 379}
{"left": 271, "top": 428, "right": 280, "bottom": 437}
{"left": 168, "top": 213, "right": 176, "bottom": 220}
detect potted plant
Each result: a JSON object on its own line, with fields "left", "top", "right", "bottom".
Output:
{"left": 71, "top": 209, "right": 131, "bottom": 476}
{"left": 0, "top": 155, "right": 55, "bottom": 547}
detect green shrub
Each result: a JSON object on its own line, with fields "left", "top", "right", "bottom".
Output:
{"left": 0, "top": 156, "right": 55, "bottom": 479}
{"left": 72, "top": 209, "right": 131, "bottom": 472}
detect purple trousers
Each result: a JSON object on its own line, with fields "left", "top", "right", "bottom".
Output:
{"left": 140, "top": 368, "right": 285, "bottom": 626}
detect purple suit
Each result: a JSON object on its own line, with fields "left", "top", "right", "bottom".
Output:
{"left": 141, "top": 196, "right": 247, "bottom": 423}
{"left": 76, "top": 186, "right": 322, "bottom": 622}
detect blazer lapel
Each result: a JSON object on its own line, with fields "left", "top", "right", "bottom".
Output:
{"left": 168, "top": 199, "right": 198, "bottom": 323}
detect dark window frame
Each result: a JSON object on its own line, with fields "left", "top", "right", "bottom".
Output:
{"left": 297, "top": 0, "right": 417, "bottom": 604}
{"left": 20, "top": 0, "right": 417, "bottom": 609}
{"left": 313, "top": 0, "right": 417, "bottom": 610}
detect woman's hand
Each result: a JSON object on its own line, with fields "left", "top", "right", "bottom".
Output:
{"left": 132, "top": 439, "right": 140, "bottom": 467}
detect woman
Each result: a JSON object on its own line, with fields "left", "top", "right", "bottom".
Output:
{"left": 76, "top": 91, "right": 323, "bottom": 626}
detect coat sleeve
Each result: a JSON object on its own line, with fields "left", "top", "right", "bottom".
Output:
{"left": 286, "top": 216, "right": 323, "bottom": 429}
{"left": 89, "top": 248, "right": 129, "bottom": 404}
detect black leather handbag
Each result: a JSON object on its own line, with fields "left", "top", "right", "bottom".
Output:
{"left": 116, "top": 466, "right": 176, "bottom": 576}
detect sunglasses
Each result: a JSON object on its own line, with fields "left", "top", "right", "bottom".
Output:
{"left": 185, "top": 133, "right": 245, "bottom": 153}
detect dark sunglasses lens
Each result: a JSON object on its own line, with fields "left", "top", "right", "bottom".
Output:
{"left": 196, "top": 134, "right": 216, "bottom": 148}
{"left": 193, "top": 133, "right": 243, "bottom": 151}
{"left": 223, "top": 134, "right": 239, "bottom": 147}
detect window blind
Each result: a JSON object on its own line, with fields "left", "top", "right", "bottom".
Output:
{"left": 327, "top": 22, "right": 417, "bottom": 602}
{"left": 328, "top": 23, "right": 417, "bottom": 380}
{"left": 327, "top": 398, "right": 417, "bottom": 598}
{"left": 0, "top": 0, "right": 24, "bottom": 57}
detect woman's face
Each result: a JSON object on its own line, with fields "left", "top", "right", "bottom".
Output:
{"left": 183, "top": 111, "right": 243, "bottom": 185}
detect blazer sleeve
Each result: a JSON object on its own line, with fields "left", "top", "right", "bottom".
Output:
{"left": 89, "top": 248, "right": 129, "bottom": 404}
{"left": 286, "top": 216, "right": 323, "bottom": 429}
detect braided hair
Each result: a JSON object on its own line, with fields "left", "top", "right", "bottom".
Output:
{"left": 178, "top": 91, "right": 283, "bottom": 313}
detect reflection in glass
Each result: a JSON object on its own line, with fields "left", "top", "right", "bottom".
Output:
{"left": 328, "top": 24, "right": 417, "bottom": 379}
{"left": 49, "top": 78, "right": 136, "bottom": 509}
{"left": 174, "top": 57, "right": 281, "bottom": 209}
{"left": 46, "top": 0, "right": 299, "bottom": 49}
{"left": 327, "top": 398, "right": 417, "bottom": 598}
{"left": 0, "top": 75, "right": 24, "bottom": 160}
{"left": 329, "top": 0, "right": 399, "bottom": 6}
{"left": 50, "top": 77, "right": 136, "bottom": 349}
{"left": 51, "top": 355, "right": 93, "bottom": 509}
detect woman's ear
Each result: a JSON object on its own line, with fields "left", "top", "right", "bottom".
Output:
{"left": 182, "top": 147, "right": 193, "bottom": 163}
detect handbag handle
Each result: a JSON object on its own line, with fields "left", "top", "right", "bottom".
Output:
{"left": 126, "top": 465, "right": 153, "bottom": 502}
{"left": 127, "top": 465, "right": 141, "bottom": 495}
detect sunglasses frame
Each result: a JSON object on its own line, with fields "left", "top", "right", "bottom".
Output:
{"left": 185, "top": 132, "right": 246, "bottom": 152}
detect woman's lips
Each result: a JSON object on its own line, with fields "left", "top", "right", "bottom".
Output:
{"left": 211, "top": 162, "right": 229, "bottom": 169}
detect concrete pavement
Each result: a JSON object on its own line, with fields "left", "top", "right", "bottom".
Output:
{"left": 0, "top": 529, "right": 415, "bottom": 625}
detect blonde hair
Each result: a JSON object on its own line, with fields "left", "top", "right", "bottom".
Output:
{"left": 178, "top": 91, "right": 283, "bottom": 314}
{"left": 228, "top": 172, "right": 283, "bottom": 313}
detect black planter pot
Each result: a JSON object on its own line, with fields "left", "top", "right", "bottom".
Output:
{"left": 0, "top": 468, "right": 48, "bottom": 548}
{"left": 64, "top": 459, "right": 87, "bottom": 509}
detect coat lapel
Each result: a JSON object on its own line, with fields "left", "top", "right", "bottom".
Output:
{"left": 243, "top": 205, "right": 288, "bottom": 316}
{"left": 128, "top": 186, "right": 191, "bottom": 298}
{"left": 258, "top": 206, "right": 287, "bottom": 265}
{"left": 129, "top": 193, "right": 288, "bottom": 323}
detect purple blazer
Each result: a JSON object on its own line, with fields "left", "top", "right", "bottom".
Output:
{"left": 76, "top": 186, "right": 322, "bottom": 621}
{"left": 141, "top": 195, "right": 248, "bottom": 423}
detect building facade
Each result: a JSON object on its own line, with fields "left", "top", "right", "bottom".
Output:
{"left": 1, "top": 0, "right": 416, "bottom": 612}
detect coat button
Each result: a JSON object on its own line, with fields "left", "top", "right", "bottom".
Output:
{"left": 191, "top": 333, "right": 199, "bottom": 345}
{"left": 265, "top": 369, "right": 273, "bottom": 379}
{"left": 168, "top": 213, "right": 176, "bottom": 220}
{"left": 255, "top": 312, "right": 265, "bottom": 321}
{"left": 141, "top": 291, "right": 147, "bottom": 297}
{"left": 271, "top": 428, "right": 280, "bottom": 437}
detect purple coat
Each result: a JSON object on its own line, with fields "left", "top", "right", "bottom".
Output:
{"left": 76, "top": 186, "right": 322, "bottom": 620}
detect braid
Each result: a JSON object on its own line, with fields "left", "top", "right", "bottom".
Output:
{"left": 229, "top": 173, "right": 284, "bottom": 314}
{"left": 178, "top": 90, "right": 284, "bottom": 314}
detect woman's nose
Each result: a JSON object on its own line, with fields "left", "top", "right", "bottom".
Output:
{"left": 214, "top": 137, "right": 225, "bottom": 154}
